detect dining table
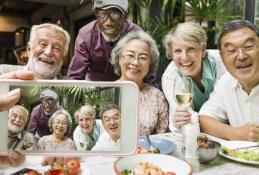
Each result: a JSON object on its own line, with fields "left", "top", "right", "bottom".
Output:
{"left": 2, "top": 132, "right": 259, "bottom": 175}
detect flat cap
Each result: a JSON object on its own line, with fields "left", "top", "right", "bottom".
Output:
{"left": 93, "top": 0, "right": 128, "bottom": 15}
{"left": 40, "top": 89, "right": 58, "bottom": 100}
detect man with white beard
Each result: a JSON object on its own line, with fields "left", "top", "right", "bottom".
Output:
{"left": 8, "top": 105, "right": 36, "bottom": 150}
{"left": 25, "top": 23, "right": 70, "bottom": 79}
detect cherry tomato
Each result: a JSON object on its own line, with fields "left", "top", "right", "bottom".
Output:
{"left": 65, "top": 159, "right": 81, "bottom": 175}
{"left": 48, "top": 169, "right": 65, "bottom": 175}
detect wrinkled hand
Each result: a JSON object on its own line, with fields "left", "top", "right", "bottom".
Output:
{"left": 0, "top": 70, "right": 35, "bottom": 80}
{"left": 239, "top": 122, "right": 259, "bottom": 141}
{"left": 41, "top": 156, "right": 79, "bottom": 166}
{"left": 0, "top": 150, "right": 25, "bottom": 167}
{"left": 0, "top": 71, "right": 35, "bottom": 111}
{"left": 172, "top": 105, "right": 192, "bottom": 129}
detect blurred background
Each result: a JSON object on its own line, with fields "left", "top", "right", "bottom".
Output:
{"left": 0, "top": 0, "right": 258, "bottom": 86}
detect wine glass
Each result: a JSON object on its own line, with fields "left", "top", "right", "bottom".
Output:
{"left": 173, "top": 76, "right": 194, "bottom": 108}
{"left": 79, "top": 135, "right": 88, "bottom": 150}
{"left": 24, "top": 141, "right": 34, "bottom": 150}
{"left": 172, "top": 76, "right": 194, "bottom": 158}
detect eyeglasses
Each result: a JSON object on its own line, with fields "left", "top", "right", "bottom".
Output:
{"left": 221, "top": 45, "right": 256, "bottom": 57}
{"left": 95, "top": 11, "right": 124, "bottom": 21}
{"left": 42, "top": 98, "right": 55, "bottom": 105}
{"left": 54, "top": 120, "right": 68, "bottom": 126}
{"left": 122, "top": 53, "right": 151, "bottom": 64}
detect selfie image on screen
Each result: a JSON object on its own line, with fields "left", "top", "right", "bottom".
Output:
{"left": 7, "top": 84, "right": 121, "bottom": 152}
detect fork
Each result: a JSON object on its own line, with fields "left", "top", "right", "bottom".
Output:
{"left": 233, "top": 143, "right": 259, "bottom": 150}
{"left": 145, "top": 134, "right": 155, "bottom": 153}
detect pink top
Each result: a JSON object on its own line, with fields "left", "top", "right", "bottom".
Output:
{"left": 139, "top": 84, "right": 169, "bottom": 135}
{"left": 37, "top": 135, "right": 76, "bottom": 150}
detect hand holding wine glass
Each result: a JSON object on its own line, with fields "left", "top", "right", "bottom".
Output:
{"left": 172, "top": 76, "right": 194, "bottom": 129}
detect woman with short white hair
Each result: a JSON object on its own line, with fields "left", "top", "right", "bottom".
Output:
{"left": 73, "top": 104, "right": 103, "bottom": 150}
{"left": 162, "top": 22, "right": 226, "bottom": 131}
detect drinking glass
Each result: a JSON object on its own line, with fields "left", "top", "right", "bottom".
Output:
{"left": 173, "top": 76, "right": 194, "bottom": 108}
{"left": 172, "top": 76, "right": 194, "bottom": 158}
{"left": 79, "top": 135, "right": 88, "bottom": 150}
{"left": 24, "top": 142, "right": 34, "bottom": 150}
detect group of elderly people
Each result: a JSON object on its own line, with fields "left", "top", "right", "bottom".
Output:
{"left": 1, "top": 0, "right": 259, "bottom": 168}
{"left": 7, "top": 94, "right": 121, "bottom": 152}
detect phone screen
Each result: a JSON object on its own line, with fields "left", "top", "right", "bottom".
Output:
{"left": 0, "top": 80, "right": 138, "bottom": 155}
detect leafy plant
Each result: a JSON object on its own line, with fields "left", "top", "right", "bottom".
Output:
{"left": 185, "top": 0, "right": 243, "bottom": 48}
{"left": 23, "top": 85, "right": 112, "bottom": 119}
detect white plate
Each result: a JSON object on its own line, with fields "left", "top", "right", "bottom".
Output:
{"left": 114, "top": 154, "right": 192, "bottom": 175}
{"left": 219, "top": 140, "right": 259, "bottom": 165}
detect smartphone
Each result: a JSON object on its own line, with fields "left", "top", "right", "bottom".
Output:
{"left": 0, "top": 80, "right": 139, "bottom": 156}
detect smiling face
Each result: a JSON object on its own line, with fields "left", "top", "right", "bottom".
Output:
{"left": 96, "top": 8, "right": 125, "bottom": 41}
{"left": 102, "top": 108, "right": 121, "bottom": 142}
{"left": 8, "top": 107, "right": 28, "bottom": 135}
{"left": 27, "top": 28, "right": 65, "bottom": 79}
{"left": 41, "top": 97, "right": 57, "bottom": 115}
{"left": 52, "top": 114, "right": 68, "bottom": 137}
{"left": 119, "top": 39, "right": 151, "bottom": 85}
{"left": 220, "top": 27, "right": 259, "bottom": 90}
{"left": 171, "top": 42, "right": 205, "bottom": 79}
{"left": 78, "top": 115, "right": 95, "bottom": 134}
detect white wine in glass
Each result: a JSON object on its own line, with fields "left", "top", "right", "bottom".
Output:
{"left": 173, "top": 76, "right": 194, "bottom": 107}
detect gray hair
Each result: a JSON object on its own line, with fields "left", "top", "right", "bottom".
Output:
{"left": 29, "top": 23, "right": 70, "bottom": 56}
{"left": 74, "top": 104, "right": 96, "bottom": 124}
{"left": 111, "top": 31, "right": 159, "bottom": 79}
{"left": 99, "top": 104, "right": 120, "bottom": 119}
{"left": 163, "top": 22, "right": 207, "bottom": 59}
{"left": 48, "top": 109, "right": 72, "bottom": 135}
{"left": 9, "top": 105, "right": 29, "bottom": 121}
{"left": 217, "top": 19, "right": 259, "bottom": 50}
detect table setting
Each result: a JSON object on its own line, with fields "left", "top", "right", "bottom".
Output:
{"left": 2, "top": 132, "right": 259, "bottom": 175}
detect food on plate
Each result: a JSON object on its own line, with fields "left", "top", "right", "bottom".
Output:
{"left": 222, "top": 146, "right": 259, "bottom": 162}
{"left": 197, "top": 135, "right": 213, "bottom": 149}
{"left": 134, "top": 162, "right": 164, "bottom": 175}
{"left": 46, "top": 159, "right": 81, "bottom": 175}
{"left": 121, "top": 162, "right": 176, "bottom": 175}
{"left": 137, "top": 146, "right": 160, "bottom": 154}
{"left": 137, "top": 146, "right": 149, "bottom": 153}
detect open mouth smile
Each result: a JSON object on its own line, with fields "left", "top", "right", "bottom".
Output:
{"left": 181, "top": 62, "right": 193, "bottom": 67}
{"left": 39, "top": 57, "right": 55, "bottom": 65}
{"left": 128, "top": 67, "right": 140, "bottom": 74}
{"left": 236, "top": 63, "right": 252, "bottom": 69}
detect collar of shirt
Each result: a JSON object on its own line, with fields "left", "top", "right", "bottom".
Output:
{"left": 9, "top": 132, "right": 22, "bottom": 140}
